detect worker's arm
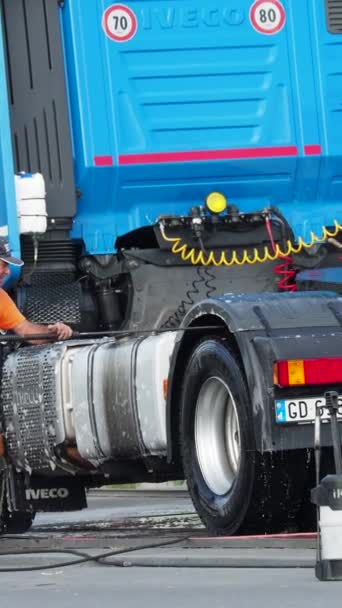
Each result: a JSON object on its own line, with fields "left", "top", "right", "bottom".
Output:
{"left": 14, "top": 319, "right": 73, "bottom": 343}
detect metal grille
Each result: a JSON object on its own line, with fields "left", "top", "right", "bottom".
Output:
{"left": 22, "top": 279, "right": 81, "bottom": 324}
{"left": 1, "top": 346, "right": 63, "bottom": 472}
{"left": 26, "top": 272, "right": 76, "bottom": 288}
{"left": 20, "top": 239, "right": 82, "bottom": 268}
{"left": 326, "top": 0, "right": 342, "bottom": 33}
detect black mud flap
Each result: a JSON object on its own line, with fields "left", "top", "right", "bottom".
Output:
{"left": 178, "top": 291, "right": 342, "bottom": 453}
{"left": 7, "top": 471, "right": 87, "bottom": 513}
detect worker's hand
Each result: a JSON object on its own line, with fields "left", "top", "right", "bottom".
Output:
{"left": 47, "top": 322, "right": 73, "bottom": 340}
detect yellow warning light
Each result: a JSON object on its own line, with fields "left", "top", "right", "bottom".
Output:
{"left": 205, "top": 192, "right": 227, "bottom": 214}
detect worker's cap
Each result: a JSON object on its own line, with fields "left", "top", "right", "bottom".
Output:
{"left": 0, "top": 238, "right": 24, "bottom": 267}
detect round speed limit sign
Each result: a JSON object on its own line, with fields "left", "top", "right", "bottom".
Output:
{"left": 250, "top": 0, "right": 286, "bottom": 35}
{"left": 102, "top": 4, "right": 138, "bottom": 42}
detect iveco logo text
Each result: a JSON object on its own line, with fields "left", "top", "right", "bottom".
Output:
{"left": 13, "top": 389, "right": 41, "bottom": 406}
{"left": 140, "top": 7, "right": 245, "bottom": 30}
{"left": 25, "top": 488, "right": 69, "bottom": 500}
{"left": 333, "top": 489, "right": 342, "bottom": 500}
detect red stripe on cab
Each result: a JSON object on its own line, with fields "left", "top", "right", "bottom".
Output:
{"left": 304, "top": 145, "right": 322, "bottom": 156}
{"left": 119, "top": 146, "right": 299, "bottom": 165}
{"left": 94, "top": 155, "right": 114, "bottom": 166}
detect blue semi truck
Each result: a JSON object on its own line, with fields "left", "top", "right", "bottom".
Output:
{"left": 0, "top": 0, "right": 342, "bottom": 535}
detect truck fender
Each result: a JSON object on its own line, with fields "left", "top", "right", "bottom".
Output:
{"left": 166, "top": 291, "right": 342, "bottom": 460}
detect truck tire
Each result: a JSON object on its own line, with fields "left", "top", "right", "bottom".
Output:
{"left": 0, "top": 505, "right": 35, "bottom": 534}
{"left": 180, "top": 338, "right": 305, "bottom": 535}
{"left": 2, "top": 510, "right": 35, "bottom": 534}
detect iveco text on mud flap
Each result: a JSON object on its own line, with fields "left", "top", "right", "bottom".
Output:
{"left": 26, "top": 488, "right": 69, "bottom": 500}
{"left": 22, "top": 479, "right": 87, "bottom": 513}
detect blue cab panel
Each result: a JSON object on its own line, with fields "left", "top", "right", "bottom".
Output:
{"left": 0, "top": 12, "right": 22, "bottom": 284}
{"left": 60, "top": 1, "right": 341, "bottom": 253}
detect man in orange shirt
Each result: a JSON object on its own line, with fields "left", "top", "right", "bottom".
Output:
{"left": 0, "top": 238, "right": 72, "bottom": 341}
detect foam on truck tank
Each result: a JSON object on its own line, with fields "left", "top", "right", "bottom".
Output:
{"left": 15, "top": 172, "right": 47, "bottom": 235}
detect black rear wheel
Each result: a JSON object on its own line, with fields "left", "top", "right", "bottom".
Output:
{"left": 2, "top": 509, "right": 35, "bottom": 534}
{"left": 180, "top": 338, "right": 308, "bottom": 535}
{"left": 0, "top": 475, "right": 35, "bottom": 534}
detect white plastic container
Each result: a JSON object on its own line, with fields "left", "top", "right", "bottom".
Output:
{"left": 320, "top": 506, "right": 342, "bottom": 560}
{"left": 15, "top": 172, "right": 47, "bottom": 234}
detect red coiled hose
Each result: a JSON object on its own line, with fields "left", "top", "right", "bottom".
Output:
{"left": 265, "top": 218, "right": 297, "bottom": 292}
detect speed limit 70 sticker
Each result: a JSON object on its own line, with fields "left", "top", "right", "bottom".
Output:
{"left": 102, "top": 4, "right": 138, "bottom": 42}
{"left": 250, "top": 0, "right": 286, "bottom": 35}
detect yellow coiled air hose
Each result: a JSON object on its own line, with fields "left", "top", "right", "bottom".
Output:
{"left": 159, "top": 220, "right": 342, "bottom": 267}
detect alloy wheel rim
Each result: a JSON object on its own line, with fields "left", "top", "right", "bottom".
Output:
{"left": 194, "top": 376, "right": 241, "bottom": 496}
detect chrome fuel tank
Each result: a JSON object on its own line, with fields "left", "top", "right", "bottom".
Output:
{"left": 1, "top": 332, "right": 177, "bottom": 472}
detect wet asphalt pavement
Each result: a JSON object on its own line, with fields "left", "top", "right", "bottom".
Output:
{"left": 32, "top": 489, "right": 201, "bottom": 532}
{"left": 0, "top": 490, "right": 341, "bottom": 607}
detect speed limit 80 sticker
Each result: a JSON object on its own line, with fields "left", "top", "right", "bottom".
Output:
{"left": 250, "top": 0, "right": 286, "bottom": 35}
{"left": 102, "top": 4, "right": 138, "bottom": 42}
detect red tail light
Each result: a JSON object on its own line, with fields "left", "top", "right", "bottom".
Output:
{"left": 274, "top": 358, "right": 342, "bottom": 387}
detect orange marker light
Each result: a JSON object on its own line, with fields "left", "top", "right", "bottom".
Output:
{"left": 163, "top": 379, "right": 168, "bottom": 400}
{"left": 0, "top": 434, "right": 5, "bottom": 458}
{"left": 287, "top": 360, "right": 305, "bottom": 385}
{"left": 273, "top": 363, "right": 279, "bottom": 386}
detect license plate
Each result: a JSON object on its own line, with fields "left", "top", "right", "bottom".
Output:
{"left": 275, "top": 396, "right": 342, "bottom": 424}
